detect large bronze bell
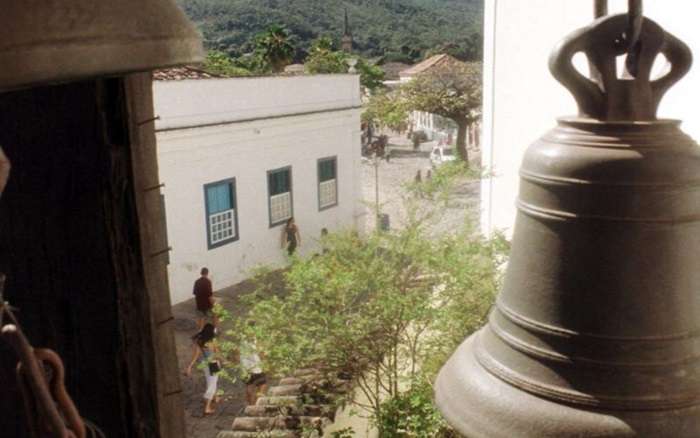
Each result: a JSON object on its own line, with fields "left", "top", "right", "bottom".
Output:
{"left": 436, "top": 6, "right": 700, "bottom": 438}
{"left": 0, "top": 1, "right": 203, "bottom": 91}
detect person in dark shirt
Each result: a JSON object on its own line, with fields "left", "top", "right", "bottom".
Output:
{"left": 281, "top": 217, "right": 301, "bottom": 256}
{"left": 193, "top": 267, "right": 214, "bottom": 330}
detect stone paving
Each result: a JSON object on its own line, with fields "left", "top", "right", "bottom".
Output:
{"left": 361, "top": 137, "right": 481, "bottom": 234}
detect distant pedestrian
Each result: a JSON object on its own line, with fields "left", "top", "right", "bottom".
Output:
{"left": 185, "top": 323, "right": 221, "bottom": 416}
{"left": 281, "top": 217, "right": 301, "bottom": 256}
{"left": 241, "top": 323, "right": 268, "bottom": 406}
{"left": 193, "top": 267, "right": 215, "bottom": 330}
{"left": 426, "top": 169, "right": 432, "bottom": 181}
{"left": 320, "top": 228, "right": 330, "bottom": 254}
{"left": 415, "top": 170, "right": 422, "bottom": 184}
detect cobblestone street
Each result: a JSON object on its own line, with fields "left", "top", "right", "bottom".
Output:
{"left": 360, "top": 136, "right": 481, "bottom": 234}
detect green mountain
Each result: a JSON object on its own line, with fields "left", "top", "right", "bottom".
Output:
{"left": 177, "top": 0, "right": 484, "bottom": 63}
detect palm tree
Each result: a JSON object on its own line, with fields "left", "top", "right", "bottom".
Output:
{"left": 255, "top": 25, "right": 295, "bottom": 74}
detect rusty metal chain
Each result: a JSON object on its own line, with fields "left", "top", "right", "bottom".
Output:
{"left": 0, "top": 146, "right": 103, "bottom": 438}
{"left": 0, "top": 277, "right": 103, "bottom": 437}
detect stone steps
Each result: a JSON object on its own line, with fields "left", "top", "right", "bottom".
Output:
{"left": 243, "top": 404, "right": 331, "bottom": 418}
{"left": 255, "top": 395, "right": 299, "bottom": 406}
{"left": 219, "top": 367, "right": 350, "bottom": 438}
{"left": 231, "top": 415, "right": 329, "bottom": 432}
{"left": 217, "top": 431, "right": 296, "bottom": 438}
{"left": 293, "top": 368, "right": 321, "bottom": 378}
{"left": 267, "top": 384, "right": 303, "bottom": 397}
{"left": 278, "top": 377, "right": 305, "bottom": 386}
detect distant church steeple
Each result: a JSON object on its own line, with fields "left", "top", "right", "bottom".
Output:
{"left": 341, "top": 8, "right": 353, "bottom": 53}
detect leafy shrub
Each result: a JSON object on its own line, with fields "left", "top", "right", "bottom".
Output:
{"left": 216, "top": 162, "right": 507, "bottom": 436}
{"left": 202, "top": 50, "right": 253, "bottom": 77}
{"left": 375, "top": 380, "right": 456, "bottom": 438}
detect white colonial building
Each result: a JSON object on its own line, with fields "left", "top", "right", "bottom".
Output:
{"left": 154, "top": 75, "right": 363, "bottom": 304}
{"left": 481, "top": 0, "right": 700, "bottom": 236}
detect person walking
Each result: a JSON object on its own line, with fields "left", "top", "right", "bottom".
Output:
{"left": 240, "top": 326, "right": 268, "bottom": 406}
{"left": 185, "top": 323, "right": 221, "bottom": 416}
{"left": 281, "top": 217, "right": 301, "bottom": 256}
{"left": 193, "top": 267, "right": 215, "bottom": 330}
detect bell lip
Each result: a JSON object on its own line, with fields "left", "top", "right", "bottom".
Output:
{"left": 557, "top": 116, "right": 682, "bottom": 127}
{"left": 435, "top": 334, "right": 700, "bottom": 438}
{"left": 0, "top": 37, "right": 204, "bottom": 93}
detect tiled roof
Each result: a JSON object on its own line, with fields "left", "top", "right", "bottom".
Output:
{"left": 400, "top": 54, "right": 461, "bottom": 77}
{"left": 153, "top": 66, "right": 219, "bottom": 81}
{"left": 380, "top": 62, "right": 412, "bottom": 80}
{"left": 283, "top": 64, "right": 306, "bottom": 75}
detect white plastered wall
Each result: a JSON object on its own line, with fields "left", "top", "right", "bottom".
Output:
{"left": 154, "top": 76, "right": 362, "bottom": 304}
{"left": 481, "top": 0, "right": 700, "bottom": 236}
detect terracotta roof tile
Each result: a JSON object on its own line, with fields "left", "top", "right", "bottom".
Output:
{"left": 400, "top": 54, "right": 462, "bottom": 77}
{"left": 153, "top": 66, "right": 219, "bottom": 81}
{"left": 380, "top": 62, "right": 412, "bottom": 80}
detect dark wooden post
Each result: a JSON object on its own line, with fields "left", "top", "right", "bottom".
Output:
{"left": 0, "top": 75, "right": 184, "bottom": 437}
{"left": 124, "top": 72, "right": 186, "bottom": 438}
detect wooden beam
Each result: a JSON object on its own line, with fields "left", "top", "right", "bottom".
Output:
{"left": 124, "top": 72, "right": 185, "bottom": 438}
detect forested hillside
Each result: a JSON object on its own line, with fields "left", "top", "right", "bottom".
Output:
{"left": 177, "top": 0, "right": 484, "bottom": 63}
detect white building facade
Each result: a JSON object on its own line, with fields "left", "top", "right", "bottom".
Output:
{"left": 481, "top": 0, "right": 700, "bottom": 236}
{"left": 154, "top": 75, "right": 363, "bottom": 304}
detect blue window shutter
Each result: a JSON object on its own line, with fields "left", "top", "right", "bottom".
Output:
{"left": 206, "top": 183, "right": 232, "bottom": 214}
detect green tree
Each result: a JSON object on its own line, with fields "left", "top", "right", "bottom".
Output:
{"left": 355, "top": 59, "right": 386, "bottom": 92}
{"left": 233, "top": 52, "right": 269, "bottom": 75}
{"left": 218, "top": 163, "right": 507, "bottom": 436}
{"left": 362, "top": 90, "right": 409, "bottom": 133}
{"left": 177, "top": 0, "right": 485, "bottom": 62}
{"left": 402, "top": 60, "right": 482, "bottom": 162}
{"left": 305, "top": 37, "right": 385, "bottom": 92}
{"left": 202, "top": 50, "right": 252, "bottom": 77}
{"left": 255, "top": 25, "right": 295, "bottom": 73}
{"left": 304, "top": 37, "right": 347, "bottom": 74}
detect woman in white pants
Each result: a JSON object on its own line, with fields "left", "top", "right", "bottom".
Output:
{"left": 185, "top": 323, "right": 220, "bottom": 415}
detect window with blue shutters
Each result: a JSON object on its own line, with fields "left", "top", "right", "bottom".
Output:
{"left": 204, "top": 178, "right": 238, "bottom": 249}
{"left": 318, "top": 157, "right": 338, "bottom": 210}
{"left": 267, "top": 166, "right": 293, "bottom": 226}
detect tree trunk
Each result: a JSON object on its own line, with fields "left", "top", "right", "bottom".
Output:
{"left": 456, "top": 121, "right": 469, "bottom": 163}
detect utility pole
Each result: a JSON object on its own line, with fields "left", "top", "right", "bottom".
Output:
{"left": 374, "top": 153, "right": 380, "bottom": 229}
